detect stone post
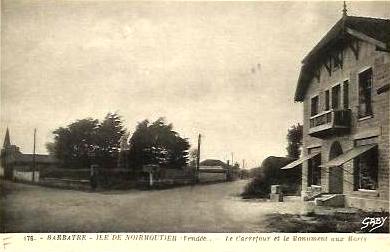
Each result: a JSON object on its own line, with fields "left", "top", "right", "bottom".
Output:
{"left": 270, "top": 185, "right": 283, "bottom": 202}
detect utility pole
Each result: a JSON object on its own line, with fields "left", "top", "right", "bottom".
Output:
{"left": 32, "top": 128, "right": 36, "bottom": 182}
{"left": 231, "top": 152, "right": 234, "bottom": 166}
{"left": 196, "top": 133, "right": 201, "bottom": 182}
{"left": 242, "top": 159, "right": 245, "bottom": 169}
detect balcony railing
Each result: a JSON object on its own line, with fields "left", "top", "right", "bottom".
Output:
{"left": 309, "top": 109, "right": 351, "bottom": 138}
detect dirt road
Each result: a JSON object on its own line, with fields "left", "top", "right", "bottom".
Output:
{"left": 1, "top": 180, "right": 305, "bottom": 232}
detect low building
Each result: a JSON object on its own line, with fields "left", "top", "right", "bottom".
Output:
{"left": 198, "top": 159, "right": 229, "bottom": 183}
{"left": 1, "top": 128, "right": 58, "bottom": 182}
{"left": 140, "top": 164, "right": 195, "bottom": 187}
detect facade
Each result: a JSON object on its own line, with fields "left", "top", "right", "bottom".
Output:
{"left": 198, "top": 165, "right": 228, "bottom": 183}
{"left": 283, "top": 12, "right": 390, "bottom": 211}
{"left": 1, "top": 128, "right": 58, "bottom": 182}
{"left": 198, "top": 159, "right": 229, "bottom": 183}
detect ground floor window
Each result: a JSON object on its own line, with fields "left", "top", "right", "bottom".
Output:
{"left": 354, "top": 147, "right": 378, "bottom": 190}
{"left": 308, "top": 155, "right": 321, "bottom": 186}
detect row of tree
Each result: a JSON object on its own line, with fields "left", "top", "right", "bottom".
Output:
{"left": 46, "top": 113, "right": 190, "bottom": 171}
{"left": 47, "top": 111, "right": 302, "bottom": 173}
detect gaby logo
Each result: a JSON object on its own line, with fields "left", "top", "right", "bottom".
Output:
{"left": 361, "top": 217, "right": 388, "bottom": 232}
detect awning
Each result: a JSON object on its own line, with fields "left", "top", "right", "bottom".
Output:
{"left": 281, "top": 152, "right": 320, "bottom": 170}
{"left": 320, "top": 144, "right": 377, "bottom": 168}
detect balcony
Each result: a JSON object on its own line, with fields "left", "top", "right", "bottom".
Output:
{"left": 309, "top": 109, "right": 351, "bottom": 138}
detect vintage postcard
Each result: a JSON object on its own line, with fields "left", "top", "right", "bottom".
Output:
{"left": 1, "top": 0, "right": 389, "bottom": 251}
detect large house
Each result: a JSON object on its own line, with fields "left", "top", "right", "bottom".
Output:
{"left": 282, "top": 8, "right": 390, "bottom": 211}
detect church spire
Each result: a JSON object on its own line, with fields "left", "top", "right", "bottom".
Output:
{"left": 342, "top": 1, "right": 348, "bottom": 17}
{"left": 3, "top": 128, "right": 11, "bottom": 148}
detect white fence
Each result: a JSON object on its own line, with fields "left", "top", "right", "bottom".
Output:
{"left": 13, "top": 170, "right": 40, "bottom": 183}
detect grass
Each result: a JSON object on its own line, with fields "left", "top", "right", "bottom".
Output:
{"left": 265, "top": 210, "right": 389, "bottom": 233}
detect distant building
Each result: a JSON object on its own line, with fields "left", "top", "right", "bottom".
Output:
{"left": 198, "top": 159, "right": 229, "bottom": 183}
{"left": 139, "top": 164, "right": 195, "bottom": 187}
{"left": 0, "top": 128, "right": 58, "bottom": 182}
{"left": 282, "top": 10, "right": 390, "bottom": 211}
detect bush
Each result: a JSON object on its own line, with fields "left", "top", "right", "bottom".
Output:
{"left": 242, "top": 174, "right": 269, "bottom": 198}
{"left": 241, "top": 156, "right": 299, "bottom": 198}
{"left": 40, "top": 168, "right": 91, "bottom": 180}
{"left": 95, "top": 168, "right": 135, "bottom": 189}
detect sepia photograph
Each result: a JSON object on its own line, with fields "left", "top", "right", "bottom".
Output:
{"left": 1, "top": 0, "right": 389, "bottom": 235}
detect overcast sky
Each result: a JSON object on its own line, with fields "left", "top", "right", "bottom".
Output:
{"left": 1, "top": 1, "right": 389, "bottom": 168}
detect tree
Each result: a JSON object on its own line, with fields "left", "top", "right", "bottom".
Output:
{"left": 49, "top": 118, "right": 99, "bottom": 168}
{"left": 189, "top": 149, "right": 198, "bottom": 167}
{"left": 128, "top": 118, "right": 190, "bottom": 173}
{"left": 286, "top": 123, "right": 303, "bottom": 159}
{"left": 96, "top": 113, "right": 126, "bottom": 168}
{"left": 47, "top": 113, "right": 127, "bottom": 169}
{"left": 117, "top": 132, "right": 131, "bottom": 169}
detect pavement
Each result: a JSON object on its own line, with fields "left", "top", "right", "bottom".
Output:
{"left": 1, "top": 179, "right": 306, "bottom": 232}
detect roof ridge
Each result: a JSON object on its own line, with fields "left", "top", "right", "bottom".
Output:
{"left": 347, "top": 15, "right": 390, "bottom": 22}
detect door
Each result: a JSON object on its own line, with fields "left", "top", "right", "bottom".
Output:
{"left": 329, "top": 141, "right": 343, "bottom": 194}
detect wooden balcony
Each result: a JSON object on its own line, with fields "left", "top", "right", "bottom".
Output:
{"left": 309, "top": 109, "right": 351, "bottom": 138}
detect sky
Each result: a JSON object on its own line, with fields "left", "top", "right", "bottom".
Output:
{"left": 1, "top": 1, "right": 389, "bottom": 168}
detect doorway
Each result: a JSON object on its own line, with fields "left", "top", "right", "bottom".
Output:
{"left": 328, "top": 141, "right": 343, "bottom": 194}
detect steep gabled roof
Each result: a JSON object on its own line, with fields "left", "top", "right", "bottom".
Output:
{"left": 3, "top": 128, "right": 11, "bottom": 148}
{"left": 345, "top": 16, "right": 390, "bottom": 43}
{"left": 295, "top": 15, "right": 390, "bottom": 102}
{"left": 200, "top": 159, "right": 229, "bottom": 169}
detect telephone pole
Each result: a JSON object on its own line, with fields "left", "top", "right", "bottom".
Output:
{"left": 32, "top": 128, "right": 36, "bottom": 182}
{"left": 195, "top": 133, "right": 202, "bottom": 183}
{"left": 196, "top": 134, "right": 201, "bottom": 170}
{"left": 231, "top": 152, "right": 234, "bottom": 166}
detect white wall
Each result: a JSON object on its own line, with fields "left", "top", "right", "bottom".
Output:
{"left": 13, "top": 170, "right": 40, "bottom": 182}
